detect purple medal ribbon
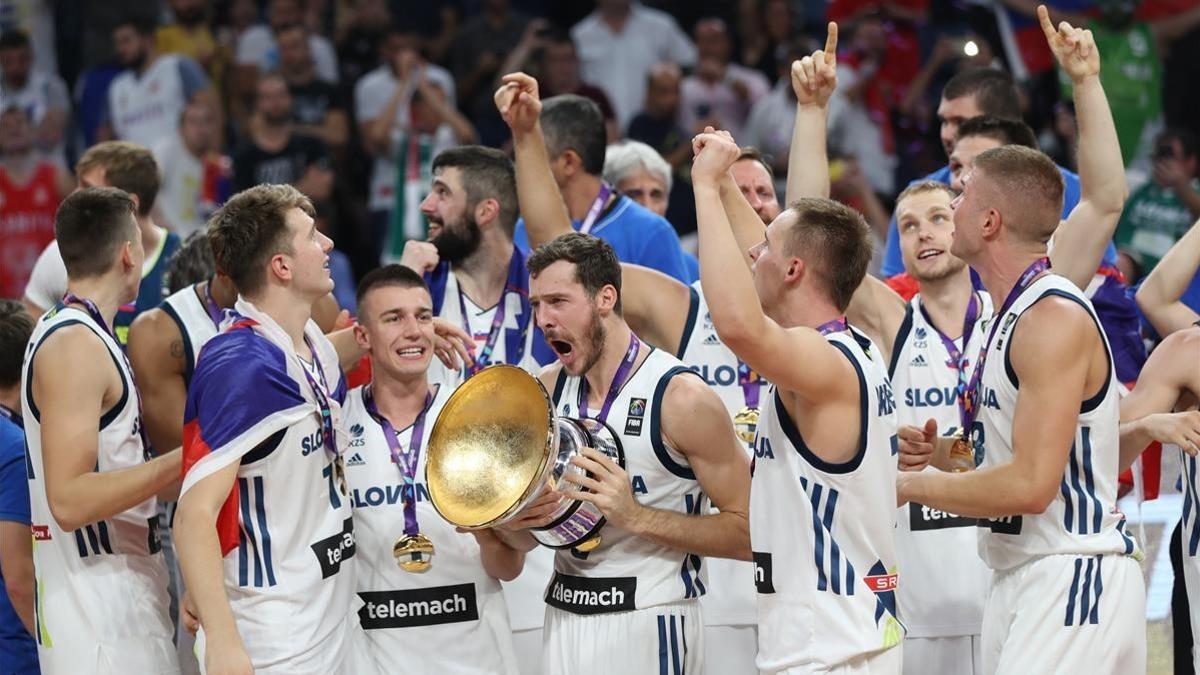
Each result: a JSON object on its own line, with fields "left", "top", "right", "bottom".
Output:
{"left": 919, "top": 293, "right": 981, "bottom": 431}
{"left": 202, "top": 281, "right": 225, "bottom": 328}
{"left": 737, "top": 360, "right": 760, "bottom": 409}
{"left": 62, "top": 294, "right": 152, "bottom": 455}
{"left": 297, "top": 335, "right": 340, "bottom": 463}
{"left": 579, "top": 183, "right": 614, "bottom": 235}
{"left": 363, "top": 385, "right": 434, "bottom": 537}
{"left": 0, "top": 404, "right": 20, "bottom": 430}
{"left": 579, "top": 332, "right": 641, "bottom": 425}
{"left": 458, "top": 254, "right": 529, "bottom": 377}
{"left": 961, "top": 257, "right": 1051, "bottom": 428}
{"left": 816, "top": 316, "right": 849, "bottom": 336}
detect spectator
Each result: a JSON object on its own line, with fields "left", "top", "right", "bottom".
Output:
{"left": 356, "top": 26, "right": 466, "bottom": 263}
{"left": 626, "top": 62, "right": 689, "bottom": 169}
{"left": 450, "top": 0, "right": 530, "bottom": 124}
{"left": 570, "top": 0, "right": 697, "bottom": 129}
{"left": 744, "top": 40, "right": 812, "bottom": 195}
{"left": 232, "top": 73, "right": 333, "bottom": 204}
{"left": 499, "top": 24, "right": 619, "bottom": 142}
{"left": 276, "top": 22, "right": 349, "bottom": 154}
{"left": 729, "top": 146, "right": 781, "bottom": 225}
{"left": 334, "top": 0, "right": 392, "bottom": 86}
{"left": 513, "top": 94, "right": 692, "bottom": 283}
{"left": 1115, "top": 129, "right": 1200, "bottom": 280}
{"left": 739, "top": 0, "right": 795, "bottom": 81}
{"left": 0, "top": 107, "right": 72, "bottom": 300}
{"left": 156, "top": 0, "right": 227, "bottom": 110}
{"left": 152, "top": 101, "right": 232, "bottom": 238}
{"left": 679, "top": 18, "right": 770, "bottom": 142}
{"left": 101, "top": 17, "right": 216, "bottom": 150}
{"left": 0, "top": 300, "right": 35, "bottom": 674}
{"left": 603, "top": 140, "right": 672, "bottom": 217}
{"left": 0, "top": 31, "right": 69, "bottom": 160}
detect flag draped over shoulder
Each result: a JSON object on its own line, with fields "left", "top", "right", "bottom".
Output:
{"left": 181, "top": 298, "right": 346, "bottom": 554}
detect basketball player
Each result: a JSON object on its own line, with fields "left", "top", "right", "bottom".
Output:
{"left": 342, "top": 264, "right": 523, "bottom": 673}
{"left": 693, "top": 120, "right": 902, "bottom": 672}
{"left": 21, "top": 187, "right": 181, "bottom": 673}
{"left": 495, "top": 233, "right": 751, "bottom": 674}
{"left": 173, "top": 185, "right": 364, "bottom": 674}
{"left": 398, "top": 145, "right": 550, "bottom": 381}
{"left": 895, "top": 11, "right": 1146, "bottom": 675}
{"left": 22, "top": 142, "right": 181, "bottom": 344}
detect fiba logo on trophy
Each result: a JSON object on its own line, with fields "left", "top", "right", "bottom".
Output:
{"left": 425, "top": 365, "right": 625, "bottom": 551}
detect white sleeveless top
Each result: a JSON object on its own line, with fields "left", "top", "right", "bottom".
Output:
{"left": 159, "top": 282, "right": 220, "bottom": 385}
{"left": 545, "top": 347, "right": 707, "bottom": 614}
{"left": 751, "top": 328, "right": 903, "bottom": 671}
{"left": 342, "top": 385, "right": 518, "bottom": 674}
{"left": 975, "top": 274, "right": 1139, "bottom": 570}
{"left": 22, "top": 304, "right": 173, "bottom": 652}
{"left": 888, "top": 291, "right": 993, "bottom": 637}
{"left": 429, "top": 270, "right": 541, "bottom": 387}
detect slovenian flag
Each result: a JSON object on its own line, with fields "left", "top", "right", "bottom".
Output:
{"left": 181, "top": 300, "right": 345, "bottom": 554}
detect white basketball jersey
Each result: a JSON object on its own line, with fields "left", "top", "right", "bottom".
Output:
{"left": 107, "top": 55, "right": 191, "bottom": 148}
{"left": 160, "top": 282, "right": 220, "bottom": 385}
{"left": 975, "top": 274, "right": 1139, "bottom": 570}
{"left": 751, "top": 329, "right": 903, "bottom": 671}
{"left": 546, "top": 347, "right": 707, "bottom": 614}
{"left": 21, "top": 305, "right": 174, "bottom": 666}
{"left": 342, "top": 385, "right": 518, "bottom": 674}
{"left": 888, "top": 291, "right": 993, "bottom": 637}
{"left": 676, "top": 282, "right": 758, "bottom": 626}
{"left": 432, "top": 272, "right": 541, "bottom": 380}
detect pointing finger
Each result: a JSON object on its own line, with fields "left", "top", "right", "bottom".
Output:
{"left": 824, "top": 22, "right": 838, "bottom": 60}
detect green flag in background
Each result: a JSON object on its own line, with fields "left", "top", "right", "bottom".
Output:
{"left": 386, "top": 131, "right": 434, "bottom": 263}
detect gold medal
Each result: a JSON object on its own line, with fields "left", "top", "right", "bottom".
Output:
{"left": 573, "top": 535, "right": 601, "bottom": 553}
{"left": 948, "top": 434, "right": 975, "bottom": 473}
{"left": 733, "top": 406, "right": 760, "bottom": 444}
{"left": 394, "top": 533, "right": 435, "bottom": 572}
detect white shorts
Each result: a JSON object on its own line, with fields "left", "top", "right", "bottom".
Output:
{"left": 902, "top": 635, "right": 980, "bottom": 675}
{"left": 39, "top": 634, "right": 179, "bottom": 675}
{"left": 982, "top": 554, "right": 1145, "bottom": 675}
{"left": 543, "top": 600, "right": 703, "bottom": 675}
{"left": 513, "top": 628, "right": 544, "bottom": 675}
{"left": 703, "top": 624, "right": 756, "bottom": 675}
{"left": 767, "top": 646, "right": 901, "bottom": 675}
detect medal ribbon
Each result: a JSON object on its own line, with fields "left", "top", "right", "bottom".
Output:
{"left": 62, "top": 294, "right": 152, "bottom": 455}
{"left": 296, "top": 335, "right": 340, "bottom": 465}
{"left": 363, "top": 385, "right": 433, "bottom": 537}
{"left": 579, "top": 183, "right": 614, "bottom": 235}
{"left": 816, "top": 316, "right": 849, "bottom": 335}
{"left": 961, "top": 257, "right": 1050, "bottom": 429}
{"left": 202, "top": 281, "right": 224, "bottom": 328}
{"left": 458, "top": 253, "right": 530, "bottom": 377}
{"left": 737, "top": 360, "right": 760, "bottom": 409}
{"left": 579, "top": 332, "right": 641, "bottom": 425}
{"left": 919, "top": 293, "right": 980, "bottom": 431}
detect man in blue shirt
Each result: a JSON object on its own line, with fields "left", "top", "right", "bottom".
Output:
{"left": 0, "top": 299, "right": 36, "bottom": 673}
{"left": 512, "top": 93, "right": 693, "bottom": 283}
{"left": 881, "top": 67, "right": 1117, "bottom": 277}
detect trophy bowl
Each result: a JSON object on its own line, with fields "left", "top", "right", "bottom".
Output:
{"left": 425, "top": 365, "right": 624, "bottom": 550}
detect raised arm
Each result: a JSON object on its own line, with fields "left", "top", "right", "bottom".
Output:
{"left": 786, "top": 22, "right": 837, "bottom": 204}
{"left": 846, "top": 273, "right": 907, "bottom": 365}
{"left": 1041, "top": 5, "right": 1128, "bottom": 290}
{"left": 496, "top": 72, "right": 573, "bottom": 250}
{"left": 1118, "top": 328, "right": 1200, "bottom": 471}
{"left": 128, "top": 309, "right": 189, "bottom": 452}
{"left": 1137, "top": 218, "right": 1200, "bottom": 336}
{"left": 620, "top": 264, "right": 694, "bottom": 354}
{"left": 33, "top": 327, "right": 181, "bottom": 532}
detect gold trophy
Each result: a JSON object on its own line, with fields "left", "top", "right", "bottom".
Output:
{"left": 425, "top": 365, "right": 625, "bottom": 549}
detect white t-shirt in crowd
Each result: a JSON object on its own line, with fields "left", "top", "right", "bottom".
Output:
{"left": 105, "top": 54, "right": 209, "bottom": 150}
{"left": 152, "top": 133, "right": 206, "bottom": 238}
{"left": 236, "top": 25, "right": 339, "bottom": 83}
{"left": 678, "top": 63, "right": 770, "bottom": 143}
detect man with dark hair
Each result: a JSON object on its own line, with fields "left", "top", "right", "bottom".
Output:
{"left": 174, "top": 184, "right": 365, "bottom": 673}
{"left": 100, "top": 17, "right": 215, "bottom": 149}
{"left": 0, "top": 300, "right": 36, "bottom": 674}
{"left": 0, "top": 30, "right": 69, "bottom": 159}
{"left": 22, "top": 187, "right": 181, "bottom": 673}
{"left": 23, "top": 141, "right": 182, "bottom": 345}
{"left": 343, "top": 264, "right": 523, "bottom": 672}
{"left": 232, "top": 73, "right": 333, "bottom": 203}
{"left": 896, "top": 14, "right": 1146, "bottom": 675}
{"left": 276, "top": 23, "right": 349, "bottom": 153}
{"left": 511, "top": 93, "right": 691, "bottom": 283}
{"left": 1116, "top": 128, "right": 1200, "bottom": 278}
{"left": 399, "top": 145, "right": 550, "bottom": 381}
{"left": 879, "top": 65, "right": 1119, "bottom": 278}
{"left": 495, "top": 231, "right": 750, "bottom": 675}
{"left": 949, "top": 116, "right": 1039, "bottom": 192}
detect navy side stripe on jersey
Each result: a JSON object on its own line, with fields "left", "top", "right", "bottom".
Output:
{"left": 238, "top": 476, "right": 277, "bottom": 587}
{"left": 1185, "top": 456, "right": 1200, "bottom": 556}
{"left": 1060, "top": 427, "right": 1104, "bottom": 535}
{"left": 679, "top": 493, "right": 707, "bottom": 598}
{"left": 73, "top": 521, "right": 114, "bottom": 557}
{"left": 801, "top": 476, "right": 855, "bottom": 595}
{"left": 1064, "top": 555, "right": 1104, "bottom": 626}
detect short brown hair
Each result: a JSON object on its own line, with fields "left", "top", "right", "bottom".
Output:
{"left": 896, "top": 181, "right": 956, "bottom": 206}
{"left": 972, "top": 145, "right": 1063, "bottom": 244}
{"left": 207, "top": 184, "right": 314, "bottom": 296}
{"left": 0, "top": 300, "right": 33, "bottom": 388}
{"left": 356, "top": 264, "right": 430, "bottom": 309}
{"left": 736, "top": 146, "right": 775, "bottom": 180}
{"left": 781, "top": 198, "right": 873, "bottom": 312}
{"left": 55, "top": 187, "right": 138, "bottom": 279}
{"left": 956, "top": 116, "right": 1038, "bottom": 149}
{"left": 527, "top": 232, "right": 623, "bottom": 314}
{"left": 76, "top": 141, "right": 160, "bottom": 217}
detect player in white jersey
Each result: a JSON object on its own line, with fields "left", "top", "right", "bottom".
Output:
{"left": 21, "top": 187, "right": 182, "bottom": 673}
{"left": 342, "top": 264, "right": 523, "bottom": 673}
{"left": 488, "top": 232, "right": 750, "bottom": 675}
{"left": 895, "top": 12, "right": 1146, "bottom": 675}
{"left": 174, "top": 185, "right": 368, "bottom": 675}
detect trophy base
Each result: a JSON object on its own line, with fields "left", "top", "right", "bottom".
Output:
{"left": 531, "top": 418, "right": 625, "bottom": 549}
